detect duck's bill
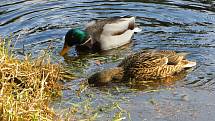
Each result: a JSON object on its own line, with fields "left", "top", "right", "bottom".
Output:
{"left": 60, "top": 44, "right": 71, "bottom": 56}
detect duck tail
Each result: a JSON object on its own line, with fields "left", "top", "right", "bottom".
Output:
{"left": 133, "top": 27, "right": 142, "bottom": 33}
{"left": 126, "top": 16, "right": 142, "bottom": 33}
{"left": 88, "top": 67, "right": 123, "bottom": 86}
{"left": 182, "top": 60, "right": 197, "bottom": 68}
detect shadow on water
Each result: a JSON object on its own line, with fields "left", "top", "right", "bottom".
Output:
{"left": 1, "top": 0, "right": 215, "bottom": 120}
{"left": 126, "top": 70, "right": 190, "bottom": 91}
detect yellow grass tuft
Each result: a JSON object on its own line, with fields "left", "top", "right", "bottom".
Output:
{"left": 0, "top": 37, "right": 64, "bottom": 121}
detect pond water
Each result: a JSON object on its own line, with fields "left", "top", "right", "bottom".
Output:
{"left": 1, "top": 0, "right": 215, "bottom": 120}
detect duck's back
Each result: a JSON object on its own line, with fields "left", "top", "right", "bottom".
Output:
{"left": 118, "top": 50, "right": 194, "bottom": 81}
{"left": 119, "top": 52, "right": 166, "bottom": 80}
{"left": 85, "top": 18, "right": 119, "bottom": 41}
{"left": 85, "top": 17, "right": 137, "bottom": 50}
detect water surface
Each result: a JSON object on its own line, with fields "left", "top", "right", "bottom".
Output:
{"left": 0, "top": 0, "right": 215, "bottom": 120}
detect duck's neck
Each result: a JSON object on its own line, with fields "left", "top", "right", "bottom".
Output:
{"left": 110, "top": 67, "right": 124, "bottom": 81}
{"left": 88, "top": 67, "right": 124, "bottom": 85}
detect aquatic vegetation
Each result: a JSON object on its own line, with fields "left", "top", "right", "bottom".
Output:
{"left": 0, "top": 36, "right": 131, "bottom": 121}
{"left": 0, "top": 37, "right": 65, "bottom": 121}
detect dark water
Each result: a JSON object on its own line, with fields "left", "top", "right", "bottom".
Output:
{"left": 1, "top": 0, "right": 215, "bottom": 120}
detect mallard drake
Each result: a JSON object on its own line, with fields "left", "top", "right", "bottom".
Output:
{"left": 88, "top": 50, "right": 196, "bottom": 85}
{"left": 60, "top": 17, "right": 141, "bottom": 56}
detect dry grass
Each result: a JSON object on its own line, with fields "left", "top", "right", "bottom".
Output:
{"left": 0, "top": 37, "right": 64, "bottom": 121}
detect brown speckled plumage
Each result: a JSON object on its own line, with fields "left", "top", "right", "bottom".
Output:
{"left": 88, "top": 50, "right": 196, "bottom": 85}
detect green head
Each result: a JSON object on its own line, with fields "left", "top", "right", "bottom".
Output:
{"left": 65, "top": 28, "right": 88, "bottom": 46}
{"left": 60, "top": 28, "right": 89, "bottom": 56}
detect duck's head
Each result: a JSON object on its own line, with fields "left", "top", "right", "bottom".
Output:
{"left": 60, "top": 28, "right": 89, "bottom": 56}
{"left": 88, "top": 67, "right": 124, "bottom": 86}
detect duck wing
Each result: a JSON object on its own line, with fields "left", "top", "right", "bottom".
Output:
{"left": 102, "top": 17, "right": 136, "bottom": 36}
{"left": 152, "top": 50, "right": 189, "bottom": 65}
{"left": 138, "top": 53, "right": 168, "bottom": 68}
{"left": 85, "top": 17, "right": 135, "bottom": 42}
{"left": 119, "top": 51, "right": 168, "bottom": 68}
{"left": 85, "top": 19, "right": 110, "bottom": 42}
{"left": 154, "top": 50, "right": 177, "bottom": 55}
{"left": 158, "top": 59, "right": 196, "bottom": 77}
{"left": 153, "top": 50, "right": 189, "bottom": 57}
{"left": 166, "top": 55, "right": 184, "bottom": 65}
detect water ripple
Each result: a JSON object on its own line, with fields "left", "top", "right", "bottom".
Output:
{"left": 0, "top": 0, "right": 215, "bottom": 104}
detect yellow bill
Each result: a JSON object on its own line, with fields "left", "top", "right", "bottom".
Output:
{"left": 60, "top": 44, "right": 71, "bottom": 56}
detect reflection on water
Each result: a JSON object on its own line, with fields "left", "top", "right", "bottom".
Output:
{"left": 1, "top": 0, "right": 215, "bottom": 120}
{"left": 127, "top": 70, "right": 190, "bottom": 90}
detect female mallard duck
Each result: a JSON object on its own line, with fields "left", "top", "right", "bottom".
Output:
{"left": 88, "top": 50, "right": 196, "bottom": 85}
{"left": 60, "top": 17, "right": 141, "bottom": 56}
